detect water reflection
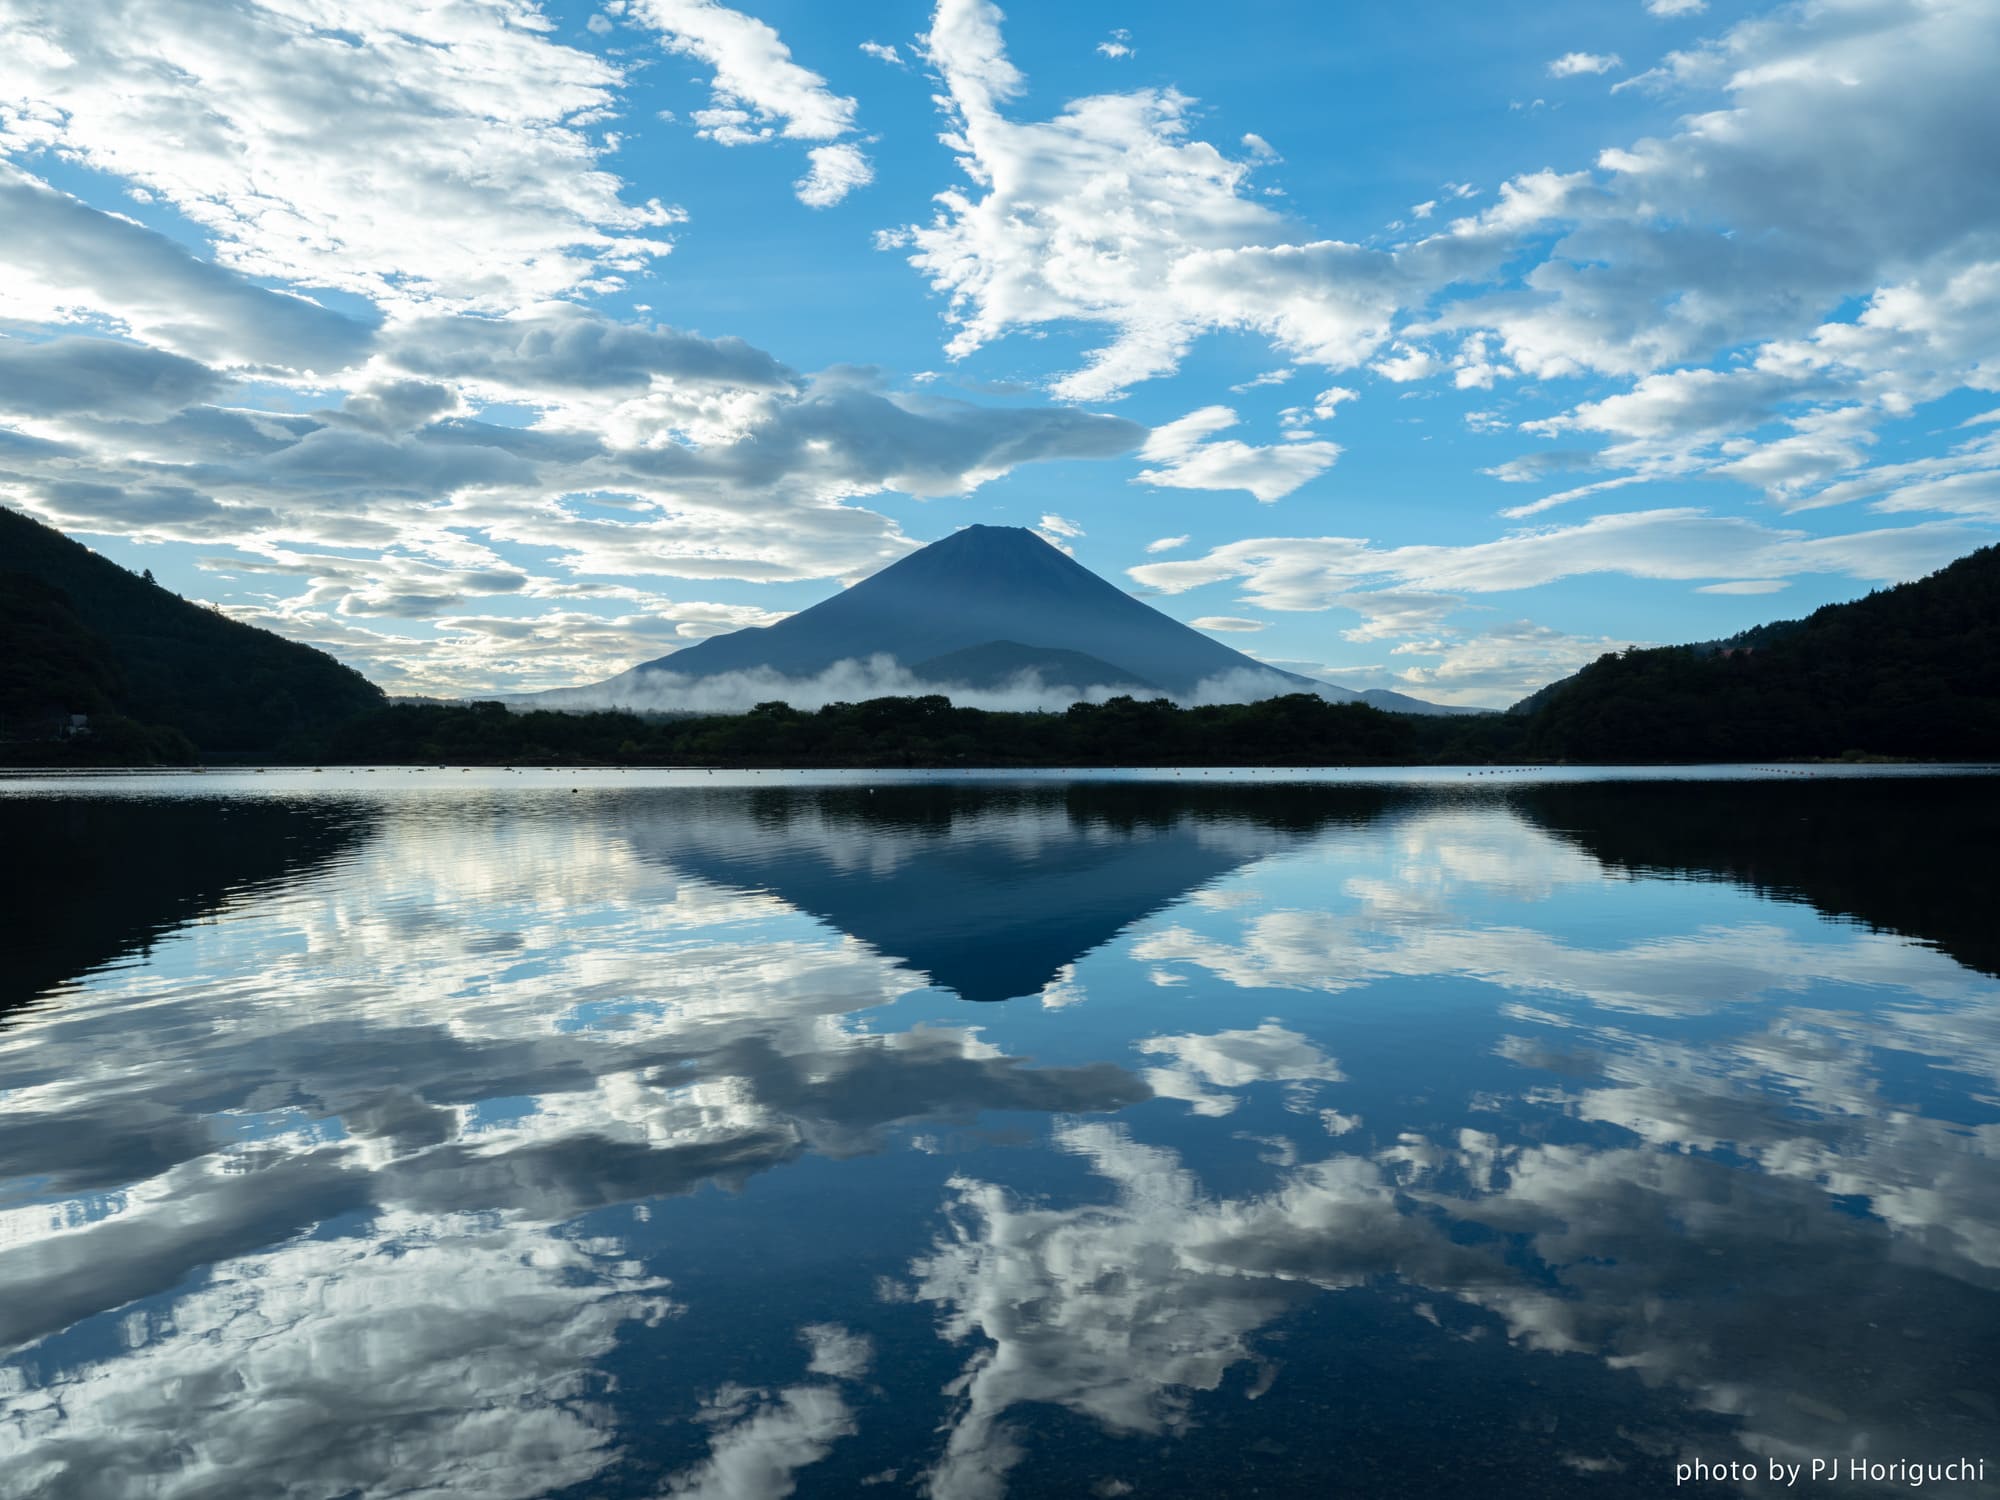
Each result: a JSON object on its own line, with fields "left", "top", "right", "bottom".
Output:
{"left": 1512, "top": 777, "right": 2000, "bottom": 978}
{"left": 0, "top": 795, "right": 377, "bottom": 1016}
{"left": 621, "top": 783, "right": 1406, "bottom": 1001}
{"left": 1, "top": 773, "right": 1996, "bottom": 1498}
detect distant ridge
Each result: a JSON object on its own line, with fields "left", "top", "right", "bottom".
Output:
{"left": 569, "top": 524, "right": 1462, "bottom": 712}
{"left": 0, "top": 506, "right": 383, "bottom": 755}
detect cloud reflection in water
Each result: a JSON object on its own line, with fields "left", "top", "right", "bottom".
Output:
{"left": 0, "top": 773, "right": 1994, "bottom": 1497}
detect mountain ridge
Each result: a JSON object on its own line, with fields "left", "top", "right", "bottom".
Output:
{"left": 1, "top": 506, "right": 384, "bottom": 756}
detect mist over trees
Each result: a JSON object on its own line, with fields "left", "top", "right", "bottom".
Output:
{"left": 323, "top": 692, "right": 1426, "bottom": 768}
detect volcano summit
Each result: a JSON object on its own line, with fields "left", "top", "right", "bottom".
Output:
{"left": 560, "top": 526, "right": 1456, "bottom": 713}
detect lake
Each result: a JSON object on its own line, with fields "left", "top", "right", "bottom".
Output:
{"left": 2, "top": 767, "right": 1997, "bottom": 1499}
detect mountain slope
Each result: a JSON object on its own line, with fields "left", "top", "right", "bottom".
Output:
{"left": 1355, "top": 687, "right": 1483, "bottom": 716}
{"left": 1516, "top": 544, "right": 2000, "bottom": 760}
{"left": 908, "top": 640, "right": 1164, "bottom": 694}
{"left": 0, "top": 506, "right": 383, "bottom": 753}
{"left": 619, "top": 525, "right": 1316, "bottom": 697}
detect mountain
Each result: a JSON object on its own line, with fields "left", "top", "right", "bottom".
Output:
{"left": 907, "top": 640, "right": 1164, "bottom": 694}
{"left": 0, "top": 506, "right": 384, "bottom": 756}
{"left": 616, "top": 524, "right": 1302, "bottom": 696}
{"left": 1514, "top": 544, "right": 2000, "bottom": 761}
{"left": 574, "top": 524, "right": 1458, "bottom": 711}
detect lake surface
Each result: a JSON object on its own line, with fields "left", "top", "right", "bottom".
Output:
{"left": 2, "top": 767, "right": 1997, "bottom": 1499}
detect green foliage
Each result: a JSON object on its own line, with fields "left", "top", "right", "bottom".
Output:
{"left": 0, "top": 572, "right": 123, "bottom": 726}
{"left": 1522, "top": 545, "right": 2000, "bottom": 762}
{"left": 0, "top": 506, "right": 383, "bottom": 754}
{"left": 322, "top": 691, "right": 1423, "bottom": 767}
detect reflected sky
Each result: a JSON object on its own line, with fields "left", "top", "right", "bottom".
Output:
{"left": 1, "top": 770, "right": 1996, "bottom": 1499}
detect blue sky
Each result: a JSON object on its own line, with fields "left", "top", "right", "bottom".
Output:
{"left": 2, "top": 0, "right": 1995, "bottom": 705}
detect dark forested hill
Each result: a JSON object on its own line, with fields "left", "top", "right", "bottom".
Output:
{"left": 1518, "top": 546, "right": 2000, "bottom": 761}
{"left": 0, "top": 506, "right": 383, "bottom": 757}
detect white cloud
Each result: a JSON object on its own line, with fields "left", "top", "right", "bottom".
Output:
{"left": 1456, "top": 1, "right": 2000, "bottom": 396}
{"left": 1646, "top": 0, "right": 1707, "bottom": 14}
{"left": 0, "top": 167, "right": 374, "bottom": 372}
{"left": 1696, "top": 578, "right": 1789, "bottom": 594}
{"left": 667, "top": 1384, "right": 856, "bottom": 1500}
{"left": 883, "top": 0, "right": 2000, "bottom": 584}
{"left": 1032, "top": 510, "right": 1082, "bottom": 552}
{"left": 1547, "top": 51, "right": 1622, "bottom": 77}
{"left": 1278, "top": 386, "right": 1359, "bottom": 432}
{"left": 2, "top": 1212, "right": 677, "bottom": 1500}
{"left": 0, "top": 0, "right": 677, "bottom": 313}
{"left": 1451, "top": 333, "right": 1513, "bottom": 390}
{"left": 1127, "top": 508, "right": 1989, "bottom": 612}
{"left": 1229, "top": 367, "right": 1294, "bottom": 392}
{"left": 1388, "top": 620, "right": 1637, "bottom": 703}
{"left": 636, "top": 0, "right": 857, "bottom": 140}
{"left": 1331, "top": 590, "right": 1463, "bottom": 642}
{"left": 1495, "top": 258, "right": 2000, "bottom": 518}
{"left": 1145, "top": 534, "right": 1190, "bottom": 553}
{"left": 794, "top": 142, "right": 874, "bottom": 208}
{"left": 1191, "top": 616, "right": 1265, "bottom": 632}
{"left": 858, "top": 40, "right": 905, "bottom": 66}
{"left": 1137, "top": 1022, "right": 1342, "bottom": 1117}
{"left": 1370, "top": 342, "right": 1441, "bottom": 383}
{"left": 633, "top": 0, "right": 874, "bottom": 205}
{"left": 895, "top": 0, "right": 1407, "bottom": 400}
{"left": 1136, "top": 405, "right": 1340, "bottom": 501}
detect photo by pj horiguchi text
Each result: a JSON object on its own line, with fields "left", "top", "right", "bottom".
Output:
{"left": 1677, "top": 1459, "right": 1988, "bottom": 1488}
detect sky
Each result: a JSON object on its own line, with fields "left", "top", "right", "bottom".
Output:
{"left": 1, "top": 0, "right": 1996, "bottom": 708}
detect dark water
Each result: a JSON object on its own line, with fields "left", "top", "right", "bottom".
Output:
{"left": 2, "top": 767, "right": 1997, "bottom": 1499}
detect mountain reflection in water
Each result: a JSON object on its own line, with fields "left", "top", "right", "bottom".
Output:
{"left": 0, "top": 770, "right": 1995, "bottom": 1500}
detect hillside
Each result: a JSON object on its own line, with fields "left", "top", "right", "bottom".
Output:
{"left": 1518, "top": 545, "right": 2000, "bottom": 761}
{"left": 908, "top": 640, "right": 1164, "bottom": 694}
{"left": 0, "top": 506, "right": 383, "bottom": 756}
